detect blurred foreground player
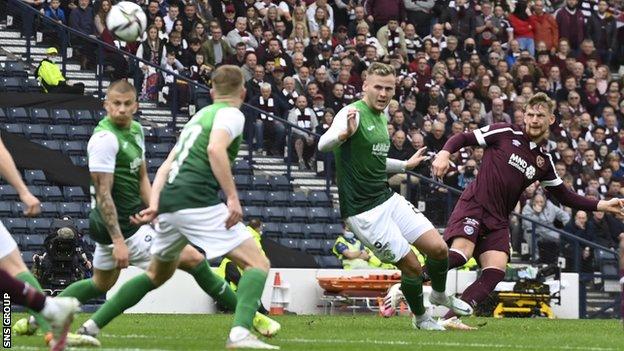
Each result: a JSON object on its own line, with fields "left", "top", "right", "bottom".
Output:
{"left": 432, "top": 92, "right": 624, "bottom": 328}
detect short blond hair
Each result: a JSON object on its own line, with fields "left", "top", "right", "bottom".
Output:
{"left": 366, "top": 62, "right": 396, "bottom": 77}
{"left": 525, "top": 92, "right": 555, "bottom": 115}
{"left": 212, "top": 65, "right": 244, "bottom": 96}
{"left": 106, "top": 80, "right": 136, "bottom": 99}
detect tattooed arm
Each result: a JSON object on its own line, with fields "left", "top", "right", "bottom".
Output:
{"left": 92, "top": 172, "right": 128, "bottom": 268}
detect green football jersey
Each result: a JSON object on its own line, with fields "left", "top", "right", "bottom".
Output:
{"left": 89, "top": 117, "right": 145, "bottom": 244}
{"left": 334, "top": 100, "right": 393, "bottom": 218}
{"left": 159, "top": 102, "right": 242, "bottom": 213}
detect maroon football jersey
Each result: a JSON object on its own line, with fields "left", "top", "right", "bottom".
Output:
{"left": 449, "top": 123, "right": 561, "bottom": 229}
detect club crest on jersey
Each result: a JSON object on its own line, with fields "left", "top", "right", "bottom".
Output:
{"left": 536, "top": 155, "right": 545, "bottom": 169}
{"left": 463, "top": 225, "right": 475, "bottom": 235}
{"left": 508, "top": 153, "right": 535, "bottom": 180}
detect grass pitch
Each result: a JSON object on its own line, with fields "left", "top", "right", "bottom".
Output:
{"left": 9, "top": 313, "right": 624, "bottom": 351}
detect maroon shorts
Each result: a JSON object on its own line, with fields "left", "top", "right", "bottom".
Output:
{"left": 443, "top": 197, "right": 511, "bottom": 259}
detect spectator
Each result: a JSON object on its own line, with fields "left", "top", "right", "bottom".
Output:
{"left": 69, "top": 0, "right": 96, "bottom": 69}
{"left": 227, "top": 17, "right": 258, "bottom": 50}
{"left": 161, "top": 51, "right": 188, "bottom": 110}
{"left": 439, "top": 0, "right": 476, "bottom": 45}
{"left": 201, "top": 26, "right": 234, "bottom": 67}
{"left": 529, "top": 0, "right": 558, "bottom": 53}
{"left": 137, "top": 25, "right": 166, "bottom": 101}
{"left": 163, "top": 3, "right": 179, "bottom": 34}
{"left": 556, "top": 0, "right": 585, "bottom": 51}
{"left": 522, "top": 193, "right": 571, "bottom": 264}
{"left": 424, "top": 121, "right": 447, "bottom": 153}
{"left": 251, "top": 83, "right": 288, "bottom": 155}
{"left": 562, "top": 210, "right": 594, "bottom": 271}
{"left": 366, "top": 0, "right": 405, "bottom": 35}
{"left": 586, "top": 0, "right": 618, "bottom": 68}
{"left": 484, "top": 98, "right": 511, "bottom": 124}
{"left": 93, "top": 0, "right": 111, "bottom": 35}
{"left": 36, "top": 47, "right": 85, "bottom": 95}
{"left": 42, "top": 0, "right": 66, "bottom": 48}
{"left": 288, "top": 95, "right": 318, "bottom": 169}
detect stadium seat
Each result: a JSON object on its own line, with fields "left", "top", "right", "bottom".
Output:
{"left": 25, "top": 79, "right": 41, "bottom": 93}
{"left": 266, "top": 191, "right": 289, "bottom": 206}
{"left": 234, "top": 175, "right": 252, "bottom": 190}
{"left": 21, "top": 251, "right": 36, "bottom": 265}
{"left": 321, "top": 239, "right": 335, "bottom": 254}
{"left": 7, "top": 107, "right": 30, "bottom": 123}
{"left": 285, "top": 207, "right": 307, "bottom": 222}
{"left": 233, "top": 159, "right": 252, "bottom": 175}
{"left": 68, "top": 126, "right": 93, "bottom": 141}
{"left": 59, "top": 202, "right": 84, "bottom": 217}
{"left": 3, "top": 218, "right": 29, "bottom": 234}
{"left": 93, "top": 110, "right": 107, "bottom": 121}
{"left": 278, "top": 238, "right": 301, "bottom": 251}
{"left": 31, "top": 108, "right": 52, "bottom": 124}
{"left": 308, "top": 207, "right": 331, "bottom": 223}
{"left": 62, "top": 141, "right": 87, "bottom": 156}
{"left": 40, "top": 140, "right": 62, "bottom": 151}
{"left": 289, "top": 191, "right": 309, "bottom": 207}
{"left": 247, "top": 190, "right": 268, "bottom": 206}
{"left": 252, "top": 175, "right": 271, "bottom": 190}
{"left": 12, "top": 202, "right": 25, "bottom": 217}
{"left": 0, "top": 202, "right": 12, "bottom": 216}
{"left": 24, "top": 124, "right": 47, "bottom": 139}
{"left": 283, "top": 223, "right": 303, "bottom": 238}
{"left": 329, "top": 208, "right": 341, "bottom": 222}
{"left": 0, "top": 185, "right": 19, "bottom": 201}
{"left": 302, "top": 239, "right": 324, "bottom": 254}
{"left": 0, "top": 77, "right": 24, "bottom": 92}
{"left": 317, "top": 255, "right": 341, "bottom": 268}
{"left": 71, "top": 156, "right": 88, "bottom": 167}
{"left": 147, "top": 143, "right": 171, "bottom": 158}
{"left": 155, "top": 127, "right": 176, "bottom": 143}
{"left": 74, "top": 110, "right": 95, "bottom": 125}
{"left": 596, "top": 249, "right": 617, "bottom": 261}
{"left": 262, "top": 222, "right": 281, "bottom": 238}
{"left": 2, "top": 123, "right": 24, "bottom": 135}
{"left": 304, "top": 223, "right": 326, "bottom": 239}
{"left": 39, "top": 202, "right": 60, "bottom": 217}
{"left": 600, "top": 261, "right": 618, "bottom": 277}
{"left": 75, "top": 218, "right": 89, "bottom": 234}
{"left": 29, "top": 218, "right": 53, "bottom": 234}
{"left": 46, "top": 125, "right": 69, "bottom": 140}
{"left": 146, "top": 158, "right": 165, "bottom": 172}
{"left": 41, "top": 186, "right": 64, "bottom": 201}
{"left": 82, "top": 202, "right": 91, "bottom": 216}
{"left": 23, "top": 235, "right": 45, "bottom": 250}
{"left": 51, "top": 109, "right": 74, "bottom": 124}
{"left": 26, "top": 185, "right": 43, "bottom": 199}
{"left": 309, "top": 191, "right": 332, "bottom": 207}
{"left": 143, "top": 128, "right": 157, "bottom": 142}
{"left": 325, "top": 224, "right": 343, "bottom": 238}
{"left": 269, "top": 175, "right": 291, "bottom": 191}
{"left": 243, "top": 206, "right": 263, "bottom": 221}
{"left": 3, "top": 61, "right": 28, "bottom": 77}
{"left": 24, "top": 170, "right": 47, "bottom": 185}
{"left": 0, "top": 108, "right": 7, "bottom": 123}
{"left": 264, "top": 207, "right": 286, "bottom": 222}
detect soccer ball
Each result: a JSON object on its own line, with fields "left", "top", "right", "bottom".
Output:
{"left": 106, "top": 1, "right": 147, "bottom": 42}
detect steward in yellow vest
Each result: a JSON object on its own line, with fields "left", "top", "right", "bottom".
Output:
{"left": 35, "top": 47, "right": 84, "bottom": 95}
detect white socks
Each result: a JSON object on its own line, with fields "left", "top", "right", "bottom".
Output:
{"left": 229, "top": 326, "right": 250, "bottom": 342}
{"left": 82, "top": 319, "right": 101, "bottom": 336}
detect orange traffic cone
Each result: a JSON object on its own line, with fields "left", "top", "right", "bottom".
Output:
{"left": 269, "top": 272, "right": 285, "bottom": 315}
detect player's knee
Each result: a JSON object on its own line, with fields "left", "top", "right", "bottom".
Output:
{"left": 92, "top": 275, "right": 116, "bottom": 292}
{"left": 178, "top": 249, "right": 204, "bottom": 271}
{"left": 429, "top": 243, "right": 448, "bottom": 260}
{"left": 248, "top": 255, "right": 270, "bottom": 272}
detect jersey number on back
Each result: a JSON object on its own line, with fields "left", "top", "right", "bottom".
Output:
{"left": 168, "top": 124, "right": 203, "bottom": 184}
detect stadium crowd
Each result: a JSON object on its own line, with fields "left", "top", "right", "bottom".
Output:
{"left": 13, "top": 0, "right": 624, "bottom": 269}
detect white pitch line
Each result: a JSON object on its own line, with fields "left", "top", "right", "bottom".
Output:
{"left": 279, "top": 338, "right": 617, "bottom": 351}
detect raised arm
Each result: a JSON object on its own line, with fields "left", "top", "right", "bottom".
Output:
{"left": 318, "top": 107, "right": 359, "bottom": 152}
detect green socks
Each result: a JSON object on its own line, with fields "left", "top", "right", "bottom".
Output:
{"left": 16, "top": 271, "right": 50, "bottom": 332}
{"left": 91, "top": 273, "right": 156, "bottom": 328}
{"left": 401, "top": 275, "right": 426, "bottom": 316}
{"left": 425, "top": 256, "right": 449, "bottom": 293}
{"left": 58, "top": 279, "right": 105, "bottom": 304}
{"left": 188, "top": 261, "right": 238, "bottom": 311}
{"left": 232, "top": 268, "right": 267, "bottom": 330}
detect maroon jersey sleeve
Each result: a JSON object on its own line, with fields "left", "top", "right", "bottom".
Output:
{"left": 540, "top": 154, "right": 598, "bottom": 210}
{"left": 442, "top": 123, "right": 519, "bottom": 154}
{"left": 539, "top": 154, "right": 563, "bottom": 188}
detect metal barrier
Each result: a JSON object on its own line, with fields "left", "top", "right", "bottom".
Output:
{"left": 8, "top": 0, "right": 332, "bottom": 194}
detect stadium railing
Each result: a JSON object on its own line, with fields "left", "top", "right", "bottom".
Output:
{"left": 404, "top": 171, "right": 620, "bottom": 318}
{"left": 8, "top": 0, "right": 332, "bottom": 194}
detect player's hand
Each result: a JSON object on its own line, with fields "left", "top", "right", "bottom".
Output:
{"left": 19, "top": 192, "right": 41, "bottom": 217}
{"left": 339, "top": 109, "right": 358, "bottom": 142}
{"left": 431, "top": 150, "right": 451, "bottom": 179}
{"left": 112, "top": 238, "right": 129, "bottom": 269}
{"left": 130, "top": 206, "right": 158, "bottom": 226}
{"left": 225, "top": 197, "right": 243, "bottom": 229}
{"left": 406, "top": 146, "right": 428, "bottom": 170}
{"left": 597, "top": 198, "right": 624, "bottom": 216}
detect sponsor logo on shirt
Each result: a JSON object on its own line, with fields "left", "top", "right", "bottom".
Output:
{"left": 508, "top": 153, "right": 535, "bottom": 180}
{"left": 367, "top": 125, "right": 375, "bottom": 131}
{"left": 512, "top": 139, "right": 521, "bottom": 147}
{"left": 371, "top": 142, "right": 390, "bottom": 157}
{"left": 130, "top": 157, "right": 142, "bottom": 175}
